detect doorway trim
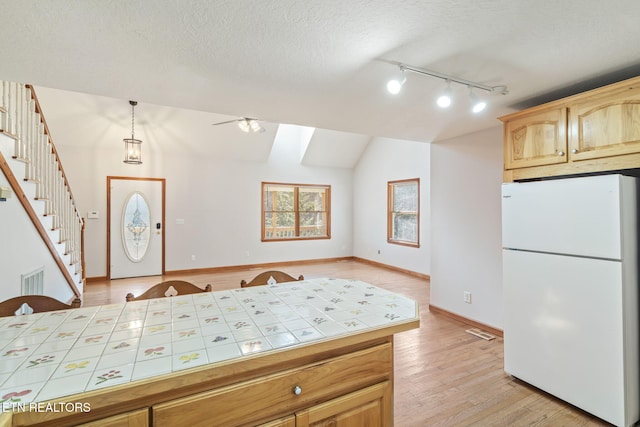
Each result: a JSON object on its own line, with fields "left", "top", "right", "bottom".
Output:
{"left": 107, "top": 176, "right": 166, "bottom": 279}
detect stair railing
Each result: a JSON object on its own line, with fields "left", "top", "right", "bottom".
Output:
{"left": 0, "top": 81, "right": 84, "bottom": 297}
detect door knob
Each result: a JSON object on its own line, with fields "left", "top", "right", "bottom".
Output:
{"left": 571, "top": 148, "right": 578, "bottom": 154}
{"left": 557, "top": 151, "right": 565, "bottom": 156}
{"left": 293, "top": 385, "right": 302, "bottom": 395}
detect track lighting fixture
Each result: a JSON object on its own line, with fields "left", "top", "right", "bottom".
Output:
{"left": 469, "top": 88, "right": 487, "bottom": 114}
{"left": 385, "top": 62, "right": 508, "bottom": 113}
{"left": 436, "top": 81, "right": 452, "bottom": 108}
{"left": 386, "top": 67, "right": 407, "bottom": 94}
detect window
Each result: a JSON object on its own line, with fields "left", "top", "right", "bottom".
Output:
{"left": 262, "top": 182, "right": 331, "bottom": 241}
{"left": 388, "top": 178, "right": 419, "bottom": 247}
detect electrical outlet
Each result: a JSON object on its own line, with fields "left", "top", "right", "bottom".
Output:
{"left": 377, "top": 249, "right": 381, "bottom": 255}
{"left": 191, "top": 255, "right": 196, "bottom": 261}
{"left": 463, "top": 291, "right": 472, "bottom": 304}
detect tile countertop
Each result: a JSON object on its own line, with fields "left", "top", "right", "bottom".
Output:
{"left": 0, "top": 278, "right": 418, "bottom": 408}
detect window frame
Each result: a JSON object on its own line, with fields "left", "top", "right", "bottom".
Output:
{"left": 261, "top": 182, "right": 331, "bottom": 242}
{"left": 387, "top": 178, "right": 420, "bottom": 248}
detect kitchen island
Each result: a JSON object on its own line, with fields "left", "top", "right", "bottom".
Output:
{"left": 0, "top": 278, "right": 419, "bottom": 426}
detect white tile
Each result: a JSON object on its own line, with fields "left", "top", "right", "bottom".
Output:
{"left": 52, "top": 358, "right": 97, "bottom": 379}
{"left": 172, "top": 337, "right": 205, "bottom": 353}
{"left": 109, "top": 327, "right": 142, "bottom": 342}
{"left": 172, "top": 349, "right": 208, "bottom": 371}
{"left": 238, "top": 338, "right": 272, "bottom": 355}
{"left": 63, "top": 344, "right": 105, "bottom": 362}
{"left": 142, "top": 323, "right": 170, "bottom": 335}
{"left": 291, "top": 327, "right": 323, "bottom": 342}
{"left": 199, "top": 323, "right": 231, "bottom": 336}
{"left": 97, "top": 350, "right": 137, "bottom": 370}
{"left": 203, "top": 332, "right": 235, "bottom": 348}
{"left": 131, "top": 356, "right": 171, "bottom": 381}
{"left": 231, "top": 327, "right": 262, "bottom": 342}
{"left": 136, "top": 343, "right": 171, "bottom": 361}
{"left": 85, "top": 363, "right": 134, "bottom": 391}
{"left": 32, "top": 339, "right": 75, "bottom": 354}
{"left": 139, "top": 332, "right": 171, "bottom": 347}
{"left": 103, "top": 338, "right": 140, "bottom": 354}
{"left": 259, "top": 323, "right": 287, "bottom": 336}
{"left": 206, "top": 343, "right": 241, "bottom": 363}
{"left": 35, "top": 372, "right": 92, "bottom": 401}
{"left": 0, "top": 381, "right": 44, "bottom": 406}
{"left": 3, "top": 364, "right": 56, "bottom": 388}
{"left": 19, "top": 350, "right": 68, "bottom": 370}
{"left": 266, "top": 332, "right": 298, "bottom": 349}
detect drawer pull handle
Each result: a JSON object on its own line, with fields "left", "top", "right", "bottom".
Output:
{"left": 293, "top": 385, "right": 302, "bottom": 395}
{"left": 571, "top": 148, "right": 578, "bottom": 154}
{"left": 557, "top": 151, "right": 565, "bottom": 156}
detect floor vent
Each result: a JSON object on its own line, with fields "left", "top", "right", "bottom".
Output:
{"left": 466, "top": 328, "right": 496, "bottom": 341}
{"left": 21, "top": 267, "right": 44, "bottom": 295}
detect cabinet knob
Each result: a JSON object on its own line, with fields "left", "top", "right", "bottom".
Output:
{"left": 293, "top": 385, "right": 302, "bottom": 395}
{"left": 557, "top": 151, "right": 565, "bottom": 156}
{"left": 571, "top": 148, "right": 578, "bottom": 154}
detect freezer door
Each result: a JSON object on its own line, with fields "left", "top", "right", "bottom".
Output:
{"left": 503, "top": 250, "right": 638, "bottom": 426}
{"left": 502, "top": 174, "right": 631, "bottom": 259}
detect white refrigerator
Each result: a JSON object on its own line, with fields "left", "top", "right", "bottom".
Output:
{"left": 502, "top": 174, "right": 639, "bottom": 427}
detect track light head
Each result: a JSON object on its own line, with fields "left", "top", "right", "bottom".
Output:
{"left": 469, "top": 88, "right": 487, "bottom": 113}
{"left": 386, "top": 67, "right": 407, "bottom": 95}
{"left": 436, "top": 82, "right": 452, "bottom": 108}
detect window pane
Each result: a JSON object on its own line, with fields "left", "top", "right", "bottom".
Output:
{"left": 264, "top": 212, "right": 296, "bottom": 239}
{"left": 393, "top": 182, "right": 418, "bottom": 212}
{"left": 299, "top": 188, "right": 326, "bottom": 211}
{"left": 122, "top": 192, "right": 151, "bottom": 262}
{"left": 299, "top": 212, "right": 328, "bottom": 237}
{"left": 264, "top": 186, "right": 294, "bottom": 211}
{"left": 393, "top": 213, "right": 417, "bottom": 242}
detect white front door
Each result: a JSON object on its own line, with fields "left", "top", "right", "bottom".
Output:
{"left": 108, "top": 177, "right": 164, "bottom": 279}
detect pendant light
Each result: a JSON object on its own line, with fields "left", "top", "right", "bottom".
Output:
{"left": 123, "top": 100, "right": 142, "bottom": 164}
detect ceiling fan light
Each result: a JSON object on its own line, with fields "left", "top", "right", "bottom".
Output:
{"left": 248, "top": 119, "right": 264, "bottom": 133}
{"left": 237, "top": 119, "right": 251, "bottom": 132}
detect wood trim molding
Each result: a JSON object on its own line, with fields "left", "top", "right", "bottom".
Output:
{"left": 0, "top": 149, "right": 80, "bottom": 297}
{"left": 352, "top": 257, "right": 430, "bottom": 280}
{"left": 429, "top": 304, "right": 503, "bottom": 338}
{"left": 85, "top": 257, "right": 431, "bottom": 284}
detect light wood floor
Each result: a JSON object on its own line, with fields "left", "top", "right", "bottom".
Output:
{"left": 83, "top": 260, "right": 609, "bottom": 426}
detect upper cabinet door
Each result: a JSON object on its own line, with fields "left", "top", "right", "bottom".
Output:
{"left": 569, "top": 82, "right": 640, "bottom": 161}
{"left": 503, "top": 107, "right": 568, "bottom": 170}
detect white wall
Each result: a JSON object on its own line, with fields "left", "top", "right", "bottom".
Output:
{"left": 430, "top": 126, "right": 503, "bottom": 329}
{"left": 353, "top": 137, "right": 430, "bottom": 276}
{"left": 0, "top": 134, "right": 72, "bottom": 302}
{"left": 55, "top": 127, "right": 354, "bottom": 278}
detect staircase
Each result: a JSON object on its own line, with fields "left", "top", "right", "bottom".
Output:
{"left": 0, "top": 81, "right": 84, "bottom": 298}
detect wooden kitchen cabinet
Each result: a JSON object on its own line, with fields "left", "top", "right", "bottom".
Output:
{"left": 75, "top": 408, "right": 149, "bottom": 427}
{"left": 503, "top": 106, "right": 567, "bottom": 170}
{"left": 568, "top": 82, "right": 640, "bottom": 161}
{"left": 152, "top": 343, "right": 392, "bottom": 427}
{"left": 295, "top": 381, "right": 390, "bottom": 427}
{"left": 501, "top": 75, "right": 640, "bottom": 181}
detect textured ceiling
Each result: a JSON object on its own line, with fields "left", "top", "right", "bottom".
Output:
{"left": 2, "top": 0, "right": 640, "bottom": 145}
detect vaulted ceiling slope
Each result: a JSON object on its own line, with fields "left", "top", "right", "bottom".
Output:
{"left": 2, "top": 0, "right": 640, "bottom": 144}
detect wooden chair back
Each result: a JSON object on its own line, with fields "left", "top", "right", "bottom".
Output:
{"left": 240, "top": 270, "right": 304, "bottom": 288}
{"left": 0, "top": 295, "right": 81, "bottom": 317}
{"left": 126, "top": 280, "right": 212, "bottom": 302}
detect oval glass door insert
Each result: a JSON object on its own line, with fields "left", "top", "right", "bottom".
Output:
{"left": 121, "top": 191, "right": 151, "bottom": 262}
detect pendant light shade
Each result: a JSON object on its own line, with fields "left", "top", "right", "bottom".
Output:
{"left": 123, "top": 100, "right": 142, "bottom": 164}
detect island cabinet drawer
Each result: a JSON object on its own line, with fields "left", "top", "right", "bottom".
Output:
{"left": 152, "top": 343, "right": 392, "bottom": 427}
